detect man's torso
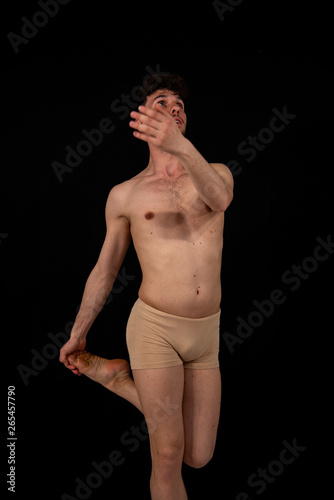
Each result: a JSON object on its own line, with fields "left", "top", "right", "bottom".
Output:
{"left": 120, "top": 168, "right": 225, "bottom": 318}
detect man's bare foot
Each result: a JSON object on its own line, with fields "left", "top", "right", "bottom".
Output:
{"left": 67, "top": 351, "right": 129, "bottom": 387}
{"left": 67, "top": 351, "right": 142, "bottom": 412}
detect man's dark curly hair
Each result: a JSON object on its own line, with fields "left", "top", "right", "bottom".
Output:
{"left": 140, "top": 73, "right": 189, "bottom": 104}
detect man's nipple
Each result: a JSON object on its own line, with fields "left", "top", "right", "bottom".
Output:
{"left": 145, "top": 211, "right": 155, "bottom": 220}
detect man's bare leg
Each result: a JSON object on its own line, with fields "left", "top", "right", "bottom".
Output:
{"left": 67, "top": 351, "right": 142, "bottom": 412}
{"left": 182, "top": 368, "right": 221, "bottom": 468}
{"left": 132, "top": 366, "right": 188, "bottom": 500}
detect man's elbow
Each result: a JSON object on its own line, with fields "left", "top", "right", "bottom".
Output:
{"left": 214, "top": 192, "right": 233, "bottom": 212}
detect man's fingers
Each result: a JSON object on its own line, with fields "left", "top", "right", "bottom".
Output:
{"left": 153, "top": 102, "right": 172, "bottom": 117}
{"left": 131, "top": 105, "right": 168, "bottom": 124}
{"left": 65, "top": 363, "right": 82, "bottom": 375}
{"left": 130, "top": 112, "right": 161, "bottom": 132}
{"left": 59, "top": 352, "right": 68, "bottom": 365}
{"left": 129, "top": 120, "right": 158, "bottom": 138}
{"left": 139, "top": 104, "right": 166, "bottom": 120}
{"left": 132, "top": 130, "right": 152, "bottom": 143}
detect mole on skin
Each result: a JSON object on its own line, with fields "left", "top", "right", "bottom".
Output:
{"left": 145, "top": 212, "right": 155, "bottom": 220}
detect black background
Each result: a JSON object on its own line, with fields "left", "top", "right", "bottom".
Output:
{"left": 2, "top": 1, "right": 332, "bottom": 499}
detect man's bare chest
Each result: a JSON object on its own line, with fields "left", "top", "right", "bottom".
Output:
{"left": 129, "top": 178, "right": 210, "bottom": 221}
{"left": 126, "top": 177, "right": 223, "bottom": 239}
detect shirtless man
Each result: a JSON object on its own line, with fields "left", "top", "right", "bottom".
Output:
{"left": 59, "top": 74, "right": 233, "bottom": 499}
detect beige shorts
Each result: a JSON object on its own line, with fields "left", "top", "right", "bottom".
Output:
{"left": 126, "top": 298, "right": 221, "bottom": 370}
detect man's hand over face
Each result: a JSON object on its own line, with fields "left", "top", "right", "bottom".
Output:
{"left": 129, "top": 103, "right": 186, "bottom": 156}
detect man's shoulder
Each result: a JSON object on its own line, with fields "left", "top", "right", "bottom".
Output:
{"left": 105, "top": 171, "right": 147, "bottom": 216}
{"left": 106, "top": 179, "right": 131, "bottom": 210}
{"left": 108, "top": 171, "right": 146, "bottom": 198}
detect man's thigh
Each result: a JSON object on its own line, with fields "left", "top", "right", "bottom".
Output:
{"left": 132, "top": 366, "right": 185, "bottom": 455}
{"left": 182, "top": 368, "right": 221, "bottom": 468}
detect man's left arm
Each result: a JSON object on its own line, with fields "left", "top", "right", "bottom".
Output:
{"left": 176, "top": 141, "right": 234, "bottom": 212}
{"left": 130, "top": 104, "right": 234, "bottom": 212}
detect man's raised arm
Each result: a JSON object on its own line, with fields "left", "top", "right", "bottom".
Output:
{"left": 176, "top": 148, "right": 234, "bottom": 212}
{"left": 59, "top": 185, "right": 131, "bottom": 373}
{"left": 129, "top": 103, "right": 233, "bottom": 212}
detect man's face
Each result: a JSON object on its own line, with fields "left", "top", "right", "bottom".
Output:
{"left": 145, "top": 89, "right": 187, "bottom": 135}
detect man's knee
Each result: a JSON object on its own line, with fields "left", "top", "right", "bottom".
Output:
{"left": 183, "top": 449, "right": 213, "bottom": 469}
{"left": 152, "top": 443, "right": 184, "bottom": 475}
{"left": 156, "top": 442, "right": 183, "bottom": 462}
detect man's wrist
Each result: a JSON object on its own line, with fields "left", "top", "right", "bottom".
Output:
{"left": 70, "top": 331, "right": 87, "bottom": 340}
{"left": 70, "top": 315, "right": 90, "bottom": 340}
{"left": 174, "top": 136, "right": 193, "bottom": 160}
{"left": 175, "top": 137, "right": 198, "bottom": 165}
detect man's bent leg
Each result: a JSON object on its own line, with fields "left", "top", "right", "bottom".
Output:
{"left": 132, "top": 365, "right": 188, "bottom": 500}
{"left": 182, "top": 368, "right": 221, "bottom": 468}
{"left": 67, "top": 351, "right": 142, "bottom": 412}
